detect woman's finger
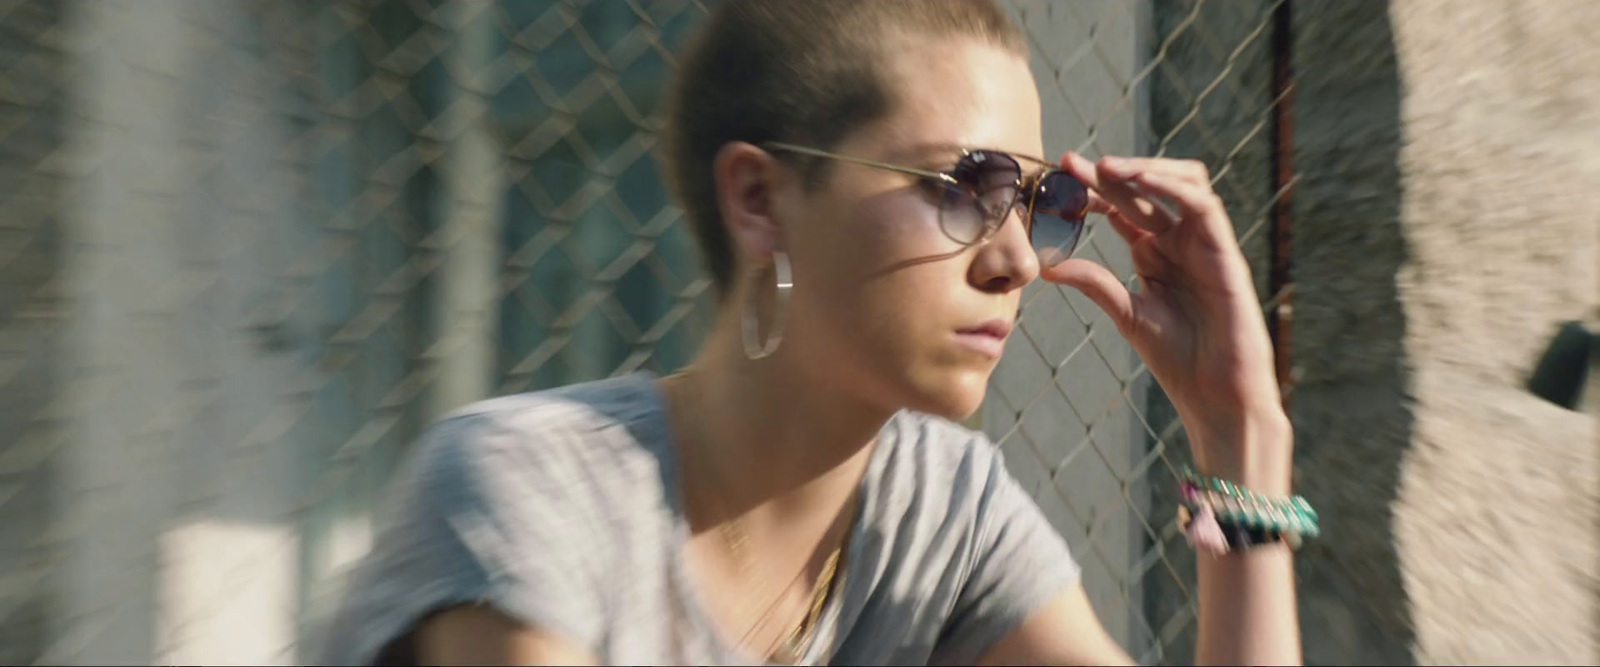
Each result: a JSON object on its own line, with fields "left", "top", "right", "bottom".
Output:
{"left": 1061, "top": 151, "right": 1105, "bottom": 191}
{"left": 1086, "top": 189, "right": 1115, "bottom": 214}
{"left": 1129, "top": 232, "right": 1179, "bottom": 284}
{"left": 1083, "top": 190, "right": 1151, "bottom": 245}
{"left": 1098, "top": 156, "right": 1212, "bottom": 187}
{"left": 1061, "top": 152, "right": 1176, "bottom": 233}
{"left": 1103, "top": 206, "right": 1152, "bottom": 248}
{"left": 1039, "top": 256, "right": 1137, "bottom": 334}
{"left": 1129, "top": 170, "right": 1236, "bottom": 248}
{"left": 1097, "top": 160, "right": 1181, "bottom": 234}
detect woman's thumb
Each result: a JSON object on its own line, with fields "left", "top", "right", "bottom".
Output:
{"left": 1039, "top": 258, "right": 1135, "bottom": 332}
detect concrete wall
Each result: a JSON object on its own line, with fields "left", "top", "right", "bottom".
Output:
{"left": 50, "top": 2, "right": 316, "bottom": 662}
{"left": 1293, "top": 0, "right": 1600, "bottom": 663}
{"left": 22, "top": 2, "right": 442, "bottom": 662}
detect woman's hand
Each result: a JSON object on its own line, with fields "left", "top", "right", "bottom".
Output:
{"left": 1042, "top": 153, "right": 1292, "bottom": 493}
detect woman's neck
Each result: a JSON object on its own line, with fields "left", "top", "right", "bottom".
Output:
{"left": 663, "top": 316, "right": 894, "bottom": 532}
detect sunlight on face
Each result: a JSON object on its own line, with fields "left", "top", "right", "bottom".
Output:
{"left": 779, "top": 35, "right": 1044, "bottom": 419}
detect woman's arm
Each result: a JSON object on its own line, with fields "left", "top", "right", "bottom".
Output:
{"left": 980, "top": 409, "right": 1299, "bottom": 666}
{"left": 416, "top": 604, "right": 599, "bottom": 666}
{"left": 983, "top": 151, "right": 1305, "bottom": 665}
{"left": 979, "top": 413, "right": 1299, "bottom": 667}
{"left": 977, "top": 585, "right": 1136, "bottom": 666}
{"left": 1189, "top": 410, "right": 1301, "bottom": 665}
{"left": 315, "top": 413, "right": 612, "bottom": 666}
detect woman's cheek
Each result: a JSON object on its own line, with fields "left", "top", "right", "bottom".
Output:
{"left": 870, "top": 204, "right": 955, "bottom": 267}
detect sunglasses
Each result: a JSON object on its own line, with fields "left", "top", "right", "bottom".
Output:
{"left": 764, "top": 142, "right": 1090, "bottom": 267}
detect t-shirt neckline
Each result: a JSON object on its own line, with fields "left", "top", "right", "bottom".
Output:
{"left": 627, "top": 369, "right": 894, "bottom": 665}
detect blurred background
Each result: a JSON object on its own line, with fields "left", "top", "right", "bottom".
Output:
{"left": 0, "top": 0, "right": 1596, "bottom": 664}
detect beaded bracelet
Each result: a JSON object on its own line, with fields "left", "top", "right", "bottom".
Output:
{"left": 1177, "top": 467, "right": 1319, "bottom": 555}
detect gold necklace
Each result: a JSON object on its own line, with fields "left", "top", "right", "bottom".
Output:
{"left": 768, "top": 543, "right": 845, "bottom": 664}
{"left": 719, "top": 514, "right": 755, "bottom": 575}
{"left": 664, "top": 369, "right": 852, "bottom": 663}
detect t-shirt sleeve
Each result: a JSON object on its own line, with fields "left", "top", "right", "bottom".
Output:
{"left": 317, "top": 413, "right": 605, "bottom": 665}
{"left": 930, "top": 443, "right": 1083, "bottom": 666}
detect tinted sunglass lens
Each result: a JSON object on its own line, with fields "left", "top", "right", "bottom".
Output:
{"left": 938, "top": 151, "right": 1022, "bottom": 244}
{"left": 935, "top": 181, "right": 985, "bottom": 244}
{"left": 1031, "top": 171, "right": 1089, "bottom": 266}
{"left": 963, "top": 152, "right": 1025, "bottom": 240}
{"left": 966, "top": 151, "right": 1023, "bottom": 196}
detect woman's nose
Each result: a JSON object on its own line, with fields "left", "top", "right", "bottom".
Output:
{"left": 967, "top": 207, "right": 1039, "bottom": 294}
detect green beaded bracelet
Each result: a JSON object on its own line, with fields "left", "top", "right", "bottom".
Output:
{"left": 1180, "top": 466, "right": 1320, "bottom": 539}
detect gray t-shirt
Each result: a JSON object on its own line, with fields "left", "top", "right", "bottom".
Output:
{"left": 318, "top": 372, "right": 1080, "bottom": 665}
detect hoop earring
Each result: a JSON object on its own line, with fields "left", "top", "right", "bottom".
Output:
{"left": 741, "top": 251, "right": 792, "bottom": 360}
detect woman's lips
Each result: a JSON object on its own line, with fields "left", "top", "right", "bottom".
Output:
{"left": 954, "top": 319, "right": 1013, "bottom": 359}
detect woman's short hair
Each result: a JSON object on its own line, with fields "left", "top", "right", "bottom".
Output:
{"left": 661, "top": 0, "right": 1027, "bottom": 300}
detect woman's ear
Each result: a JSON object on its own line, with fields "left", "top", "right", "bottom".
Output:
{"left": 713, "top": 141, "right": 786, "bottom": 267}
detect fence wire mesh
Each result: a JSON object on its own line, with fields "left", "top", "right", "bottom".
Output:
{"left": 0, "top": 1, "right": 1291, "bottom": 664}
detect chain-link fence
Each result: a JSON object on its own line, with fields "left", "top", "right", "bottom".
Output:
{"left": 0, "top": 1, "right": 1292, "bottom": 664}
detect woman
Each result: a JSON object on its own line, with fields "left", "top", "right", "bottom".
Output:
{"left": 320, "top": 2, "right": 1308, "bottom": 665}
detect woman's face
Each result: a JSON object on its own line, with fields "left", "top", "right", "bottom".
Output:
{"left": 775, "top": 35, "right": 1045, "bottom": 419}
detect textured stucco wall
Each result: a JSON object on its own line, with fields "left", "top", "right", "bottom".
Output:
{"left": 1293, "top": 0, "right": 1600, "bottom": 664}
{"left": 1388, "top": 0, "right": 1600, "bottom": 663}
{"left": 1290, "top": 2, "right": 1416, "bottom": 663}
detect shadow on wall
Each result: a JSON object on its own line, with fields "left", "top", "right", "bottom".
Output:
{"left": 1288, "top": 1, "right": 1416, "bottom": 664}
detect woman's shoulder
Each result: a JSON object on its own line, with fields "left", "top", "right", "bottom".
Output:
{"left": 436, "top": 372, "right": 665, "bottom": 439}
{"left": 430, "top": 372, "right": 665, "bottom": 450}
{"left": 319, "top": 374, "right": 671, "bottom": 666}
{"left": 400, "top": 372, "right": 672, "bottom": 510}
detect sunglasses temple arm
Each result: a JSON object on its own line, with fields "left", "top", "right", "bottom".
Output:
{"left": 763, "top": 142, "right": 954, "bottom": 184}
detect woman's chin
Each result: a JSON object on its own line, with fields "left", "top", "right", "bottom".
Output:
{"left": 904, "top": 367, "right": 993, "bottom": 421}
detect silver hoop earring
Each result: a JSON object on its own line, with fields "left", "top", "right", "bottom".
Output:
{"left": 741, "top": 251, "right": 792, "bottom": 360}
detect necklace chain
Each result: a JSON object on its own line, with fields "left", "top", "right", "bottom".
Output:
{"left": 664, "top": 369, "right": 851, "bottom": 663}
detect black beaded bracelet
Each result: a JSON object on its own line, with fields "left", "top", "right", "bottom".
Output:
{"left": 1177, "top": 504, "right": 1304, "bottom": 552}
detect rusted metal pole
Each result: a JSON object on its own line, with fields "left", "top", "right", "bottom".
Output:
{"left": 1269, "top": 0, "right": 1296, "bottom": 406}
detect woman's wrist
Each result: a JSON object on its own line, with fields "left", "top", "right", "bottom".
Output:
{"left": 1186, "top": 405, "right": 1294, "bottom": 497}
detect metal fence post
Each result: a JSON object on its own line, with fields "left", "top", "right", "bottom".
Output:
{"left": 429, "top": 1, "right": 505, "bottom": 422}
